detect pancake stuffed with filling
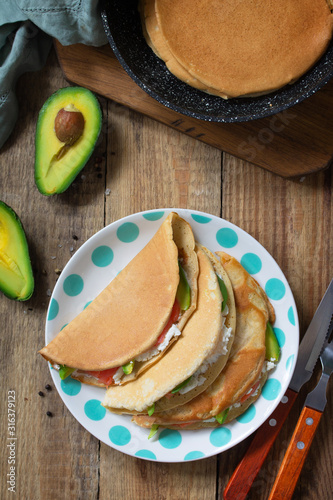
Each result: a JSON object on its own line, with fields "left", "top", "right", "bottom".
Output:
{"left": 39, "top": 212, "right": 198, "bottom": 387}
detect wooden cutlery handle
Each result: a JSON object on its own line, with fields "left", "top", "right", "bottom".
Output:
{"left": 268, "top": 406, "right": 322, "bottom": 500}
{"left": 223, "top": 388, "right": 298, "bottom": 500}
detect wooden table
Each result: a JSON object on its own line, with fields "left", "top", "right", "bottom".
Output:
{"left": 1, "top": 47, "right": 332, "bottom": 500}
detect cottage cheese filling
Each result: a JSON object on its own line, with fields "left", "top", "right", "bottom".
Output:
{"left": 178, "top": 324, "right": 233, "bottom": 395}
{"left": 113, "top": 324, "right": 182, "bottom": 384}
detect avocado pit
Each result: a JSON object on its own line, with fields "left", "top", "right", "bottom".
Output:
{"left": 54, "top": 104, "right": 85, "bottom": 145}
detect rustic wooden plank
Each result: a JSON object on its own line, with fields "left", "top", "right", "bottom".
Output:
{"left": 99, "top": 101, "right": 222, "bottom": 499}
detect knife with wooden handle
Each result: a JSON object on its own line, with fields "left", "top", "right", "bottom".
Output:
{"left": 268, "top": 334, "right": 333, "bottom": 500}
{"left": 223, "top": 279, "right": 333, "bottom": 500}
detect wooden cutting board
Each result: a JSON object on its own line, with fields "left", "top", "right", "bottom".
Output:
{"left": 54, "top": 41, "right": 333, "bottom": 178}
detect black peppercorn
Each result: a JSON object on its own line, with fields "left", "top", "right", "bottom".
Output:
{"left": 46, "top": 411, "right": 53, "bottom": 417}
{"left": 45, "top": 384, "right": 52, "bottom": 391}
{"left": 38, "top": 391, "right": 44, "bottom": 397}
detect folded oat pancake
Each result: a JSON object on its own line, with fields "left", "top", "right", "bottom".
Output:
{"left": 102, "top": 245, "right": 235, "bottom": 413}
{"left": 152, "top": 0, "right": 333, "bottom": 98}
{"left": 133, "top": 251, "right": 275, "bottom": 429}
{"left": 39, "top": 212, "right": 198, "bottom": 386}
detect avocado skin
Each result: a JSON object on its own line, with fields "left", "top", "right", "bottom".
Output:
{"left": 0, "top": 201, "right": 34, "bottom": 301}
{"left": 35, "top": 87, "right": 102, "bottom": 196}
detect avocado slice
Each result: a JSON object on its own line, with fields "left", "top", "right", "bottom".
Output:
{"left": 215, "top": 407, "right": 229, "bottom": 424}
{"left": 148, "top": 424, "right": 159, "bottom": 439}
{"left": 265, "top": 322, "right": 280, "bottom": 362}
{"left": 58, "top": 365, "right": 76, "bottom": 380}
{"left": 217, "top": 275, "right": 228, "bottom": 312}
{"left": 176, "top": 262, "right": 191, "bottom": 310}
{"left": 35, "top": 87, "right": 102, "bottom": 195}
{"left": 171, "top": 376, "right": 192, "bottom": 394}
{"left": 122, "top": 360, "right": 134, "bottom": 374}
{"left": 0, "top": 201, "right": 34, "bottom": 300}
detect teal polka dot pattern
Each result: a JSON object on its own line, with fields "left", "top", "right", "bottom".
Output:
{"left": 262, "top": 378, "right": 282, "bottom": 401}
{"left": 117, "top": 222, "right": 139, "bottom": 243}
{"left": 84, "top": 399, "right": 106, "bottom": 421}
{"left": 240, "top": 253, "right": 262, "bottom": 275}
{"left": 288, "top": 306, "right": 296, "bottom": 325}
{"left": 265, "top": 278, "right": 286, "bottom": 300}
{"left": 274, "top": 327, "right": 285, "bottom": 348}
{"left": 109, "top": 425, "right": 131, "bottom": 446}
{"left": 210, "top": 427, "right": 232, "bottom": 447}
{"left": 84, "top": 301, "right": 92, "bottom": 309}
{"left": 60, "top": 323, "right": 68, "bottom": 330}
{"left": 191, "top": 214, "right": 212, "bottom": 224}
{"left": 236, "top": 404, "right": 256, "bottom": 424}
{"left": 159, "top": 429, "right": 182, "bottom": 449}
{"left": 184, "top": 451, "right": 205, "bottom": 460}
{"left": 61, "top": 377, "right": 81, "bottom": 396}
{"left": 48, "top": 298, "right": 59, "bottom": 320}
{"left": 135, "top": 449, "right": 157, "bottom": 460}
{"left": 63, "top": 274, "right": 84, "bottom": 297}
{"left": 91, "top": 245, "right": 114, "bottom": 267}
{"left": 216, "top": 228, "right": 238, "bottom": 248}
{"left": 286, "top": 354, "right": 295, "bottom": 371}
{"left": 143, "top": 212, "right": 164, "bottom": 221}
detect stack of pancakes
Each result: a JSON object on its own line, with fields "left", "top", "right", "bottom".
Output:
{"left": 140, "top": 0, "right": 333, "bottom": 98}
{"left": 40, "top": 212, "right": 279, "bottom": 433}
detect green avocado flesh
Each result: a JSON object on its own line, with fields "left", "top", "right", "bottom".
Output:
{"left": 122, "top": 361, "right": 134, "bottom": 374}
{"left": 215, "top": 407, "right": 229, "bottom": 424}
{"left": 35, "top": 86, "right": 102, "bottom": 195}
{"left": 59, "top": 365, "right": 75, "bottom": 380}
{"left": 148, "top": 424, "right": 159, "bottom": 439}
{"left": 265, "top": 322, "right": 280, "bottom": 362}
{"left": 217, "top": 275, "right": 228, "bottom": 312}
{"left": 0, "top": 201, "right": 34, "bottom": 300}
{"left": 176, "top": 262, "right": 191, "bottom": 310}
{"left": 171, "top": 376, "right": 192, "bottom": 394}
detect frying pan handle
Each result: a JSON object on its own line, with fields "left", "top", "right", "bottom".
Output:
{"left": 223, "top": 388, "right": 298, "bottom": 500}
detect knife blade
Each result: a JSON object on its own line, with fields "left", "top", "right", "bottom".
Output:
{"left": 268, "top": 323, "right": 333, "bottom": 500}
{"left": 223, "top": 279, "right": 333, "bottom": 500}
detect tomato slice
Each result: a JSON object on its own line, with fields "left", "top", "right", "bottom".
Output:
{"left": 83, "top": 366, "right": 119, "bottom": 386}
{"left": 154, "top": 299, "right": 181, "bottom": 347}
{"left": 177, "top": 422, "right": 193, "bottom": 428}
{"left": 239, "top": 380, "right": 261, "bottom": 404}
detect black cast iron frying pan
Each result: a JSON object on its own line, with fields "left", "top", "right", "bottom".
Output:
{"left": 101, "top": 0, "right": 333, "bottom": 123}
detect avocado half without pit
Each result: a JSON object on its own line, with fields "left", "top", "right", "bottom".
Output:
{"left": 0, "top": 201, "right": 34, "bottom": 301}
{"left": 35, "top": 87, "right": 102, "bottom": 195}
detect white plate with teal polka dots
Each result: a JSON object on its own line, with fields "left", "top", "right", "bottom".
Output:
{"left": 46, "top": 208, "right": 299, "bottom": 462}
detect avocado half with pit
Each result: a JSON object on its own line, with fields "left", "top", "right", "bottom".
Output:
{"left": 0, "top": 201, "right": 34, "bottom": 300}
{"left": 35, "top": 86, "right": 102, "bottom": 195}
